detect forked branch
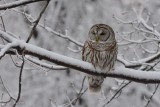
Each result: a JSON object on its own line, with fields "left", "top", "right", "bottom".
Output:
{"left": 0, "top": 0, "right": 47, "bottom": 10}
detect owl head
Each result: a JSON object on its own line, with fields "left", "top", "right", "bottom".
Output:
{"left": 88, "top": 24, "right": 115, "bottom": 43}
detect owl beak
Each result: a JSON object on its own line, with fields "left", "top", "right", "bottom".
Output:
{"left": 96, "top": 35, "right": 100, "bottom": 43}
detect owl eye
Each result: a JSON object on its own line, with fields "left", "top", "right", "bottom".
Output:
{"left": 100, "top": 32, "right": 105, "bottom": 36}
{"left": 92, "top": 32, "right": 96, "bottom": 35}
{"left": 89, "top": 33, "right": 96, "bottom": 40}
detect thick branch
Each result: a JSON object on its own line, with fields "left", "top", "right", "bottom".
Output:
{"left": 0, "top": 0, "right": 46, "bottom": 10}
{"left": 12, "top": 9, "right": 157, "bottom": 68}
{"left": 1, "top": 31, "right": 160, "bottom": 83}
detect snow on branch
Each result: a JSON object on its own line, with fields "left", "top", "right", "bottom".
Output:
{"left": 12, "top": 9, "right": 158, "bottom": 68}
{"left": 1, "top": 30, "right": 160, "bottom": 84}
{"left": 38, "top": 24, "right": 84, "bottom": 47}
{"left": 0, "top": 0, "right": 47, "bottom": 10}
{"left": 25, "top": 56, "right": 67, "bottom": 70}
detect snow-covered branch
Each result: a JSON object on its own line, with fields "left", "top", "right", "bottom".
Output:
{"left": 1, "top": 30, "right": 160, "bottom": 84}
{"left": 0, "top": 0, "right": 47, "bottom": 10}
{"left": 39, "top": 24, "right": 84, "bottom": 47}
{"left": 117, "top": 52, "right": 160, "bottom": 68}
{"left": 25, "top": 56, "right": 67, "bottom": 70}
{"left": 13, "top": 9, "right": 157, "bottom": 68}
{"left": 12, "top": 9, "right": 84, "bottom": 47}
{"left": 113, "top": 8, "right": 160, "bottom": 69}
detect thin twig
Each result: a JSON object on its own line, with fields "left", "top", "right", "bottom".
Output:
{"left": 144, "top": 84, "right": 160, "bottom": 107}
{"left": 0, "top": 76, "right": 16, "bottom": 104}
{"left": 26, "top": 0, "right": 50, "bottom": 43}
{"left": 103, "top": 81, "right": 131, "bottom": 107}
{"left": 39, "top": 24, "right": 84, "bottom": 47}
{"left": 10, "top": 9, "right": 83, "bottom": 47}
{"left": 0, "top": 0, "right": 46, "bottom": 10}
{"left": 13, "top": 51, "right": 25, "bottom": 107}
{"left": 11, "top": 8, "right": 82, "bottom": 47}
{"left": 0, "top": 16, "right": 6, "bottom": 31}
{"left": 72, "top": 76, "right": 87, "bottom": 105}
{"left": 102, "top": 61, "right": 157, "bottom": 106}
{"left": 25, "top": 56, "right": 67, "bottom": 70}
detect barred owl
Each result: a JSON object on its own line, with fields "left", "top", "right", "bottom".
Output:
{"left": 82, "top": 24, "right": 118, "bottom": 92}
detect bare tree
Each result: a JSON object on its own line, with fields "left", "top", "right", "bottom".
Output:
{"left": 0, "top": 0, "right": 160, "bottom": 107}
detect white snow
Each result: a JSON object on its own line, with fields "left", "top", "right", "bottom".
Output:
{"left": 1, "top": 30, "right": 160, "bottom": 83}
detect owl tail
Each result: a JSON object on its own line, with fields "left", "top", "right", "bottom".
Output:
{"left": 87, "top": 75, "right": 104, "bottom": 92}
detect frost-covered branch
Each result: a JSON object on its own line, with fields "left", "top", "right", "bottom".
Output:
{"left": 117, "top": 52, "right": 160, "bottom": 68}
{"left": 0, "top": 0, "right": 47, "bottom": 10}
{"left": 12, "top": 9, "right": 83, "bottom": 47}
{"left": 39, "top": 24, "right": 84, "bottom": 47}
{"left": 113, "top": 8, "right": 160, "bottom": 69}
{"left": 72, "top": 76, "right": 87, "bottom": 106}
{"left": 1, "top": 30, "right": 160, "bottom": 83}
{"left": 26, "top": 56, "right": 67, "bottom": 70}
{"left": 13, "top": 52, "right": 25, "bottom": 107}
{"left": 0, "top": 76, "right": 16, "bottom": 105}
{"left": 0, "top": 41, "right": 18, "bottom": 59}
{"left": 114, "top": 12, "right": 160, "bottom": 39}
{"left": 144, "top": 84, "right": 159, "bottom": 107}
{"left": 103, "top": 81, "right": 131, "bottom": 107}
{"left": 12, "top": 9, "right": 150, "bottom": 68}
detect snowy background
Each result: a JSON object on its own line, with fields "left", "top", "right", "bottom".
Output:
{"left": 1, "top": 0, "right": 160, "bottom": 107}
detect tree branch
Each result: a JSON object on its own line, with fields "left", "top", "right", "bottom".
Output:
{"left": 144, "top": 84, "right": 160, "bottom": 107}
{"left": 1, "top": 30, "right": 160, "bottom": 84}
{"left": 13, "top": 51, "right": 25, "bottom": 107}
{"left": 103, "top": 81, "right": 131, "bottom": 107}
{"left": 26, "top": 0, "right": 50, "bottom": 43}
{"left": 0, "top": 0, "right": 47, "bottom": 10}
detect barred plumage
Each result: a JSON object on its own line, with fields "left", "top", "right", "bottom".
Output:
{"left": 82, "top": 24, "right": 118, "bottom": 92}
